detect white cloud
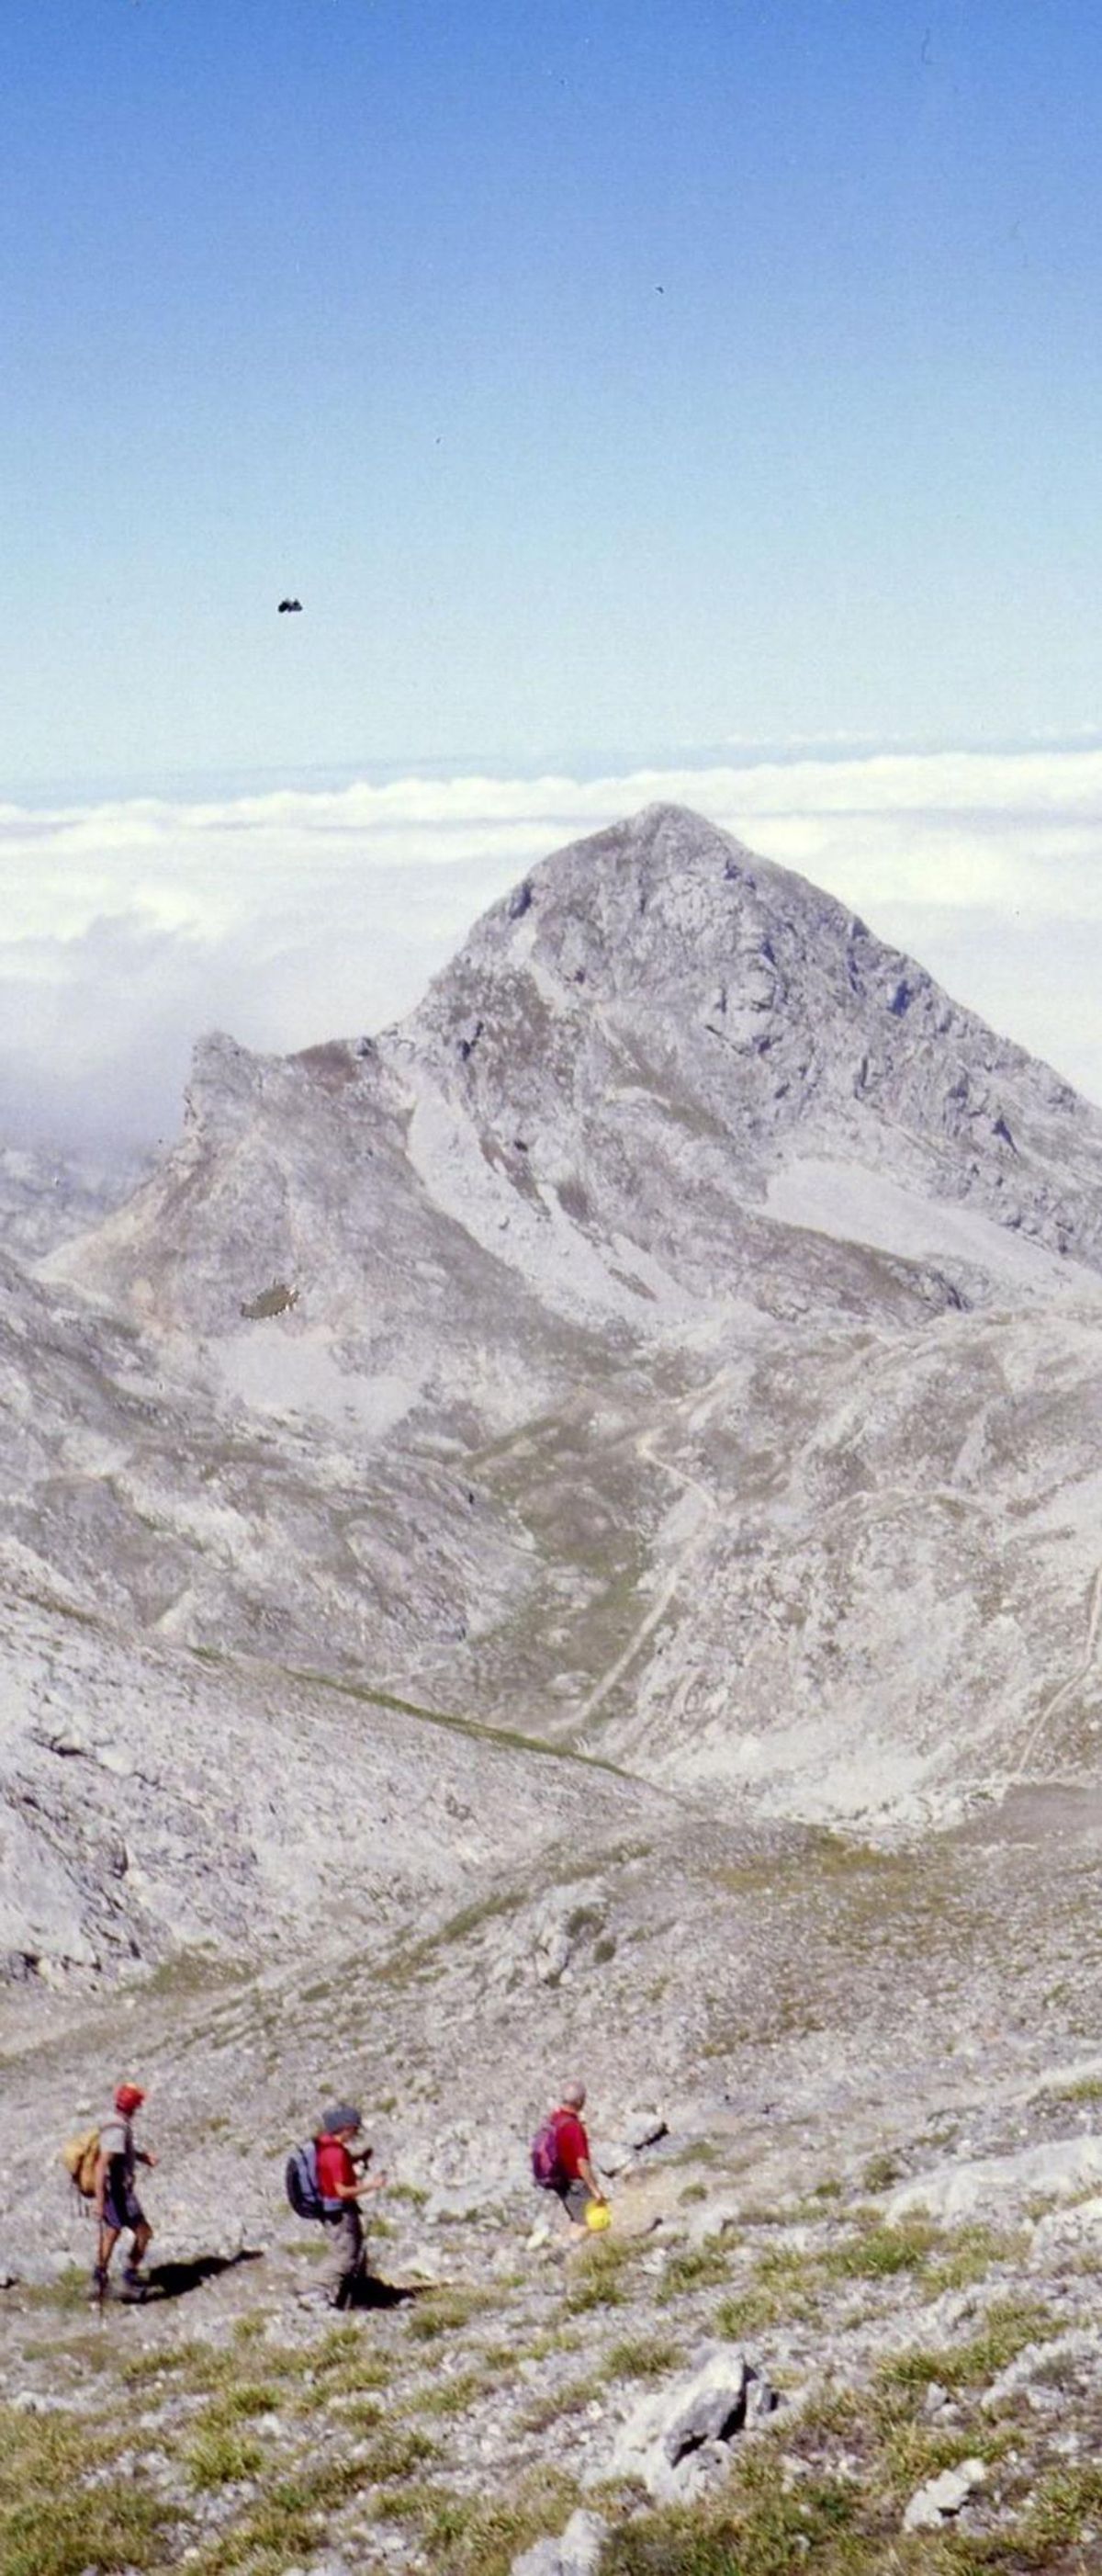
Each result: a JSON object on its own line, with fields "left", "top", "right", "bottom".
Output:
{"left": 2, "top": 747, "right": 1101, "bottom": 1147}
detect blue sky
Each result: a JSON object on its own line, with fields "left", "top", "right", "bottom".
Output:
{"left": 5, "top": 0, "right": 1102, "bottom": 787}
{"left": 5, "top": 4, "right": 1102, "bottom": 1148}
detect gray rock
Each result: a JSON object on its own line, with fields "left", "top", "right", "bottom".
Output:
{"left": 512, "top": 2511, "right": 608, "bottom": 2576}
{"left": 624, "top": 2109, "right": 668, "bottom": 2152}
{"left": 981, "top": 2330, "right": 1102, "bottom": 2412}
{"left": 891, "top": 2136, "right": 1102, "bottom": 2225}
{"left": 511, "top": 2547, "right": 561, "bottom": 2576}
{"left": 604, "top": 2344, "right": 772, "bottom": 2501}
{"left": 903, "top": 2460, "right": 986, "bottom": 2531}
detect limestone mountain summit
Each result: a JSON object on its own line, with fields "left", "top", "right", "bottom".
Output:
{"left": 5, "top": 803, "right": 1102, "bottom": 1995}
{"left": 57, "top": 801, "right": 1102, "bottom": 1345}
{"left": 403, "top": 799, "right": 1102, "bottom": 1297}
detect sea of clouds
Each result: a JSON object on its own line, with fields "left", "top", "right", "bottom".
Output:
{"left": 3, "top": 746, "right": 1102, "bottom": 1150}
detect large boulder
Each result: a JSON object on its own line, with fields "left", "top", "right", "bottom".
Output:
{"left": 603, "top": 2343, "right": 774, "bottom": 2501}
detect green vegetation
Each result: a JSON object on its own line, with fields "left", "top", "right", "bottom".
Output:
{"left": 0, "top": 2404, "right": 173, "bottom": 2576}
{"left": 522, "top": 2372, "right": 603, "bottom": 2433}
{"left": 187, "top": 2423, "right": 267, "bottom": 2489}
{"left": 564, "top": 2236, "right": 642, "bottom": 2314}
{"left": 600, "top": 2445, "right": 860, "bottom": 2576}
{"left": 406, "top": 2282, "right": 498, "bottom": 2340}
{"left": 821, "top": 2219, "right": 939, "bottom": 2280}
{"left": 860, "top": 2151, "right": 903, "bottom": 2193}
{"left": 658, "top": 2242, "right": 733, "bottom": 2300}
{"left": 876, "top": 2297, "right": 1061, "bottom": 2394}
{"left": 0, "top": 2132, "right": 1086, "bottom": 2576}
{"left": 410, "top": 2465, "right": 582, "bottom": 2573}
{"left": 603, "top": 2333, "right": 685, "bottom": 2380}
{"left": 417, "top": 2365, "right": 502, "bottom": 2417}
{"left": 1040, "top": 2073, "right": 1102, "bottom": 2106}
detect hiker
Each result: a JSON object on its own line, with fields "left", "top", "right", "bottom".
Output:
{"left": 315, "top": 2105, "right": 388, "bottom": 2308}
{"left": 535, "top": 2080, "right": 608, "bottom": 2230}
{"left": 92, "top": 2082, "right": 158, "bottom": 2298}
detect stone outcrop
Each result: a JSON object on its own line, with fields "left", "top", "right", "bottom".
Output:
{"left": 603, "top": 2342, "right": 775, "bottom": 2500}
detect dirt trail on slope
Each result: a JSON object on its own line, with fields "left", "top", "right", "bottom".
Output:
{"left": 575, "top": 1373, "right": 732, "bottom": 1730}
{"left": 1012, "top": 1557, "right": 1102, "bottom": 1783}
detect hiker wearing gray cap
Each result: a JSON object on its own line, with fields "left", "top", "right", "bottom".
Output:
{"left": 314, "top": 2106, "right": 388, "bottom": 2309}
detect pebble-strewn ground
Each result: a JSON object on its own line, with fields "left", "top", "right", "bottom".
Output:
{"left": 7, "top": 1788, "right": 1102, "bottom": 2571}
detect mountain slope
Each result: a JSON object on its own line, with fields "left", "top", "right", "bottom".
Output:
{"left": 17, "top": 801, "right": 1102, "bottom": 1884}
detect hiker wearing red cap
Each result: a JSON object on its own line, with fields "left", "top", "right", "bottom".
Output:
{"left": 92, "top": 2082, "right": 158, "bottom": 2299}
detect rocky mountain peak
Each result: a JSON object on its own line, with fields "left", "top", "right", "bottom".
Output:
{"left": 396, "top": 803, "right": 1102, "bottom": 1285}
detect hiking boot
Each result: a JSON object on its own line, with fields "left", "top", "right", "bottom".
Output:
{"left": 91, "top": 2264, "right": 109, "bottom": 2303}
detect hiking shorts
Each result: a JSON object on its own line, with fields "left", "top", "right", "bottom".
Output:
{"left": 102, "top": 2161, "right": 145, "bottom": 2234}
{"left": 555, "top": 2177, "right": 591, "bottom": 2226}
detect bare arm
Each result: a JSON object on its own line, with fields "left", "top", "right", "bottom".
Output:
{"left": 333, "top": 2170, "right": 388, "bottom": 2203}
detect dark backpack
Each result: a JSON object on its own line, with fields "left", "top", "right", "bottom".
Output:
{"left": 285, "top": 2141, "right": 324, "bottom": 2222}
{"left": 531, "top": 2115, "right": 565, "bottom": 2191}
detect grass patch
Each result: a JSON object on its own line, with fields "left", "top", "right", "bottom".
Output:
{"left": 821, "top": 2220, "right": 939, "bottom": 2281}
{"left": 563, "top": 2237, "right": 639, "bottom": 2314}
{"left": 599, "top": 2444, "right": 860, "bottom": 2575}
{"left": 352, "top": 2425, "right": 438, "bottom": 2481}
{"left": 604, "top": 2333, "right": 685, "bottom": 2381}
{"left": 405, "top": 2283, "right": 497, "bottom": 2341}
{"left": 876, "top": 2298, "right": 1062, "bottom": 2396}
{"left": 871, "top": 2410, "right": 1010, "bottom": 2513}
{"left": 522, "top": 2374, "right": 604, "bottom": 2434}
{"left": 124, "top": 2334, "right": 303, "bottom": 2397}
{"left": 187, "top": 2424, "right": 267, "bottom": 2489}
{"left": 860, "top": 2151, "right": 903, "bottom": 2193}
{"left": 0, "top": 2404, "right": 174, "bottom": 2576}
{"left": 658, "top": 2243, "right": 733, "bottom": 2301}
{"left": 1022, "top": 2459, "right": 1102, "bottom": 2551}
{"left": 194, "top": 2382, "right": 284, "bottom": 2425}
{"left": 927, "top": 2223, "right": 1029, "bottom": 2290}
{"left": 715, "top": 2281, "right": 798, "bottom": 2340}
{"left": 409, "top": 2465, "right": 582, "bottom": 2573}
{"left": 417, "top": 2367, "right": 502, "bottom": 2417}
{"left": 1041, "top": 2074, "right": 1102, "bottom": 2107}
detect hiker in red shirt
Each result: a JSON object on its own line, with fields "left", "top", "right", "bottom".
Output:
{"left": 547, "top": 2080, "right": 607, "bottom": 2229}
{"left": 314, "top": 2104, "right": 388, "bottom": 2308}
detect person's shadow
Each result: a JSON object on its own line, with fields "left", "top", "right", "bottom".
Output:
{"left": 344, "top": 2271, "right": 420, "bottom": 2310}
{"left": 126, "top": 2250, "right": 264, "bottom": 2303}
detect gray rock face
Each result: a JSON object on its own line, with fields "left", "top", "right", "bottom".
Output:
{"left": 890, "top": 2135, "right": 1102, "bottom": 2225}
{"left": 604, "top": 2342, "right": 773, "bottom": 2499}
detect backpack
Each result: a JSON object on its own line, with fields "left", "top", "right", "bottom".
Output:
{"left": 62, "top": 2127, "right": 101, "bottom": 2200}
{"left": 285, "top": 2141, "right": 325, "bottom": 2223}
{"left": 531, "top": 2115, "right": 566, "bottom": 2192}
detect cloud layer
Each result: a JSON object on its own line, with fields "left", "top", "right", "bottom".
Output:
{"left": 3, "top": 749, "right": 1102, "bottom": 1148}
